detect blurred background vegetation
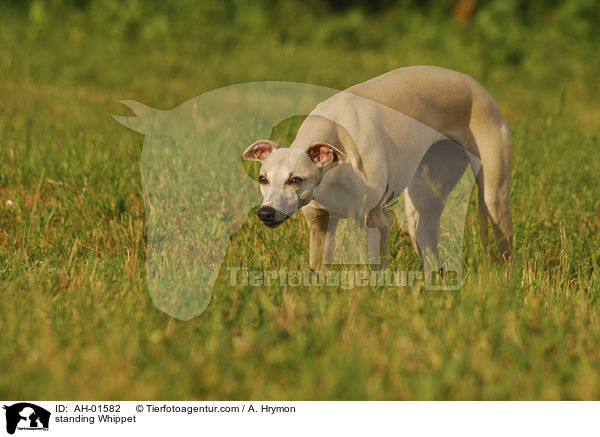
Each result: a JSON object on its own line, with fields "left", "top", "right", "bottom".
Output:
{"left": 2, "top": 0, "right": 599, "bottom": 96}
{"left": 1, "top": 0, "right": 599, "bottom": 399}
{"left": 2, "top": 0, "right": 598, "bottom": 190}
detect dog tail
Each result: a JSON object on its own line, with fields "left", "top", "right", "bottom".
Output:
{"left": 477, "top": 183, "right": 491, "bottom": 256}
{"left": 475, "top": 171, "right": 513, "bottom": 262}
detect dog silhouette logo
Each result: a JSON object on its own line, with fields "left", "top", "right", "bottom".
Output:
{"left": 3, "top": 403, "right": 50, "bottom": 434}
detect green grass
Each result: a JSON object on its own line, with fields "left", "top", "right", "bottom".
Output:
{"left": 0, "top": 4, "right": 599, "bottom": 399}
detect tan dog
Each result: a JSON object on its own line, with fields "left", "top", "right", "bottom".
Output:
{"left": 242, "top": 66, "right": 513, "bottom": 275}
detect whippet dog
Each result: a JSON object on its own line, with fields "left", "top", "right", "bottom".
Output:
{"left": 242, "top": 66, "right": 513, "bottom": 276}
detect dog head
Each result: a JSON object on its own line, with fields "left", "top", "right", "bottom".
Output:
{"left": 242, "top": 140, "right": 346, "bottom": 228}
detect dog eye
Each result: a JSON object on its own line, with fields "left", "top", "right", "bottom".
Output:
{"left": 258, "top": 175, "right": 268, "bottom": 184}
{"left": 288, "top": 177, "right": 304, "bottom": 184}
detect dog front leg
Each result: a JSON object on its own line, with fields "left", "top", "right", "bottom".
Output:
{"left": 367, "top": 208, "right": 392, "bottom": 269}
{"left": 303, "top": 206, "right": 330, "bottom": 271}
{"left": 322, "top": 217, "right": 338, "bottom": 266}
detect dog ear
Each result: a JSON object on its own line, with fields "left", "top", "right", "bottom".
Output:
{"left": 242, "top": 140, "right": 280, "bottom": 161}
{"left": 307, "top": 142, "right": 347, "bottom": 167}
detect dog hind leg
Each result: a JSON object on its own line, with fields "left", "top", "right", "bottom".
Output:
{"left": 404, "top": 140, "right": 470, "bottom": 278}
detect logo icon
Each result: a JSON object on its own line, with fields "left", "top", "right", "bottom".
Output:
{"left": 3, "top": 403, "right": 50, "bottom": 434}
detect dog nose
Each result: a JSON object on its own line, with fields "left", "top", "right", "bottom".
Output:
{"left": 257, "top": 206, "right": 276, "bottom": 223}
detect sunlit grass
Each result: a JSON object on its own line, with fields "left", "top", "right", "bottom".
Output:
{"left": 0, "top": 7, "right": 599, "bottom": 400}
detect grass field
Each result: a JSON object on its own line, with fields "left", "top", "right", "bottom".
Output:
{"left": 1, "top": 2, "right": 599, "bottom": 400}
